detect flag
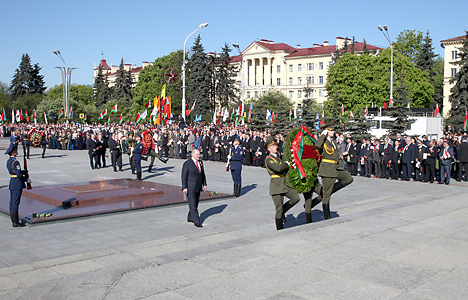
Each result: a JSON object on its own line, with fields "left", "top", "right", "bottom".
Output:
{"left": 266, "top": 109, "right": 271, "bottom": 121}
{"left": 223, "top": 107, "right": 229, "bottom": 122}
{"left": 16, "top": 110, "right": 21, "bottom": 122}
{"left": 407, "top": 102, "right": 411, "bottom": 109}
{"left": 289, "top": 108, "right": 292, "bottom": 121}
{"left": 365, "top": 106, "right": 368, "bottom": 117}
{"left": 136, "top": 109, "right": 147, "bottom": 124}
{"left": 12, "top": 110, "right": 15, "bottom": 124}
{"left": 212, "top": 107, "right": 218, "bottom": 124}
{"left": 186, "top": 99, "right": 196, "bottom": 116}
{"left": 119, "top": 113, "right": 123, "bottom": 125}
{"left": 164, "top": 96, "right": 171, "bottom": 120}
{"left": 111, "top": 104, "right": 117, "bottom": 114}
{"left": 108, "top": 116, "right": 110, "bottom": 125}
{"left": 340, "top": 104, "right": 344, "bottom": 123}
{"left": 144, "top": 99, "right": 151, "bottom": 108}
{"left": 383, "top": 102, "right": 389, "bottom": 109}
{"left": 379, "top": 107, "right": 382, "bottom": 116}
{"left": 389, "top": 98, "right": 394, "bottom": 108}
{"left": 161, "top": 84, "right": 166, "bottom": 99}
{"left": 315, "top": 113, "right": 320, "bottom": 130}
{"left": 33, "top": 109, "right": 37, "bottom": 125}
{"left": 319, "top": 110, "right": 325, "bottom": 125}
{"left": 434, "top": 104, "right": 441, "bottom": 117}
{"left": 134, "top": 113, "right": 141, "bottom": 123}
{"left": 44, "top": 111, "right": 48, "bottom": 124}
{"left": 248, "top": 103, "right": 253, "bottom": 122}
{"left": 58, "top": 109, "right": 64, "bottom": 120}
{"left": 20, "top": 110, "right": 23, "bottom": 121}
{"left": 464, "top": 111, "right": 468, "bottom": 132}
{"left": 0, "top": 109, "right": 4, "bottom": 124}
{"left": 70, "top": 106, "right": 74, "bottom": 118}
{"left": 25, "top": 110, "right": 29, "bottom": 122}
{"left": 50, "top": 110, "right": 54, "bottom": 121}
{"left": 98, "top": 109, "right": 107, "bottom": 120}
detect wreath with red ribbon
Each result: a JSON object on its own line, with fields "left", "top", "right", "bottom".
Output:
{"left": 284, "top": 126, "right": 319, "bottom": 193}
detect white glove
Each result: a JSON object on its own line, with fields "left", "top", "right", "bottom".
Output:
{"left": 285, "top": 161, "right": 290, "bottom": 165}
{"left": 227, "top": 155, "right": 232, "bottom": 160}
{"left": 321, "top": 130, "right": 328, "bottom": 136}
{"left": 27, "top": 178, "right": 32, "bottom": 184}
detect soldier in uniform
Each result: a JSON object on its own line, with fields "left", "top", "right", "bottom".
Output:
{"left": 5, "top": 144, "right": 30, "bottom": 227}
{"left": 314, "top": 122, "right": 353, "bottom": 219}
{"left": 229, "top": 136, "right": 244, "bottom": 197}
{"left": 265, "top": 136, "right": 300, "bottom": 230}
{"left": 21, "top": 129, "right": 30, "bottom": 159}
{"left": 134, "top": 134, "right": 143, "bottom": 180}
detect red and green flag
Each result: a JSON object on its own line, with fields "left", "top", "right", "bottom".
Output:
{"left": 119, "top": 113, "right": 124, "bottom": 125}
{"left": 434, "top": 104, "right": 441, "bottom": 117}
{"left": 111, "top": 104, "right": 117, "bottom": 114}
{"left": 58, "top": 109, "right": 64, "bottom": 120}
{"left": 464, "top": 111, "right": 468, "bottom": 132}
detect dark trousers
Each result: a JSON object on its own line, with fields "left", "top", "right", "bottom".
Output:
{"left": 134, "top": 159, "right": 141, "bottom": 172}
{"left": 440, "top": 162, "right": 451, "bottom": 184}
{"left": 99, "top": 151, "right": 106, "bottom": 167}
{"left": 231, "top": 168, "right": 242, "bottom": 185}
{"left": 89, "top": 152, "right": 96, "bottom": 169}
{"left": 459, "top": 162, "right": 468, "bottom": 181}
{"left": 364, "top": 159, "right": 373, "bottom": 177}
{"left": 402, "top": 162, "right": 412, "bottom": 181}
{"left": 22, "top": 144, "right": 30, "bottom": 158}
{"left": 187, "top": 190, "right": 201, "bottom": 225}
{"left": 392, "top": 161, "right": 401, "bottom": 179}
{"left": 426, "top": 160, "right": 436, "bottom": 183}
{"left": 374, "top": 160, "right": 381, "bottom": 177}
{"left": 382, "top": 160, "right": 391, "bottom": 178}
{"left": 9, "top": 189, "right": 22, "bottom": 213}
{"left": 111, "top": 152, "right": 122, "bottom": 169}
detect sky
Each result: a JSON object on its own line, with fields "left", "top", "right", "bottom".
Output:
{"left": 0, "top": 0, "right": 466, "bottom": 90}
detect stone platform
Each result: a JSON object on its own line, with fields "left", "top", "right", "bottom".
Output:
{"left": 0, "top": 179, "right": 229, "bottom": 224}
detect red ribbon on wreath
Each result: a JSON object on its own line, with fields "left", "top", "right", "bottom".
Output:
{"left": 291, "top": 126, "right": 317, "bottom": 179}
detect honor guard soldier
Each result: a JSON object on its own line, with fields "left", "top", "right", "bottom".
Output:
{"left": 5, "top": 144, "right": 30, "bottom": 227}
{"left": 134, "top": 134, "right": 143, "bottom": 180}
{"left": 265, "top": 136, "right": 300, "bottom": 230}
{"left": 229, "top": 136, "right": 244, "bottom": 197}
{"left": 21, "top": 129, "right": 30, "bottom": 159}
{"left": 315, "top": 122, "right": 353, "bottom": 219}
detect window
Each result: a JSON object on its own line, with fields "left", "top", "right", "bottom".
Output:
{"left": 319, "top": 76, "right": 324, "bottom": 84}
{"left": 451, "top": 68, "right": 457, "bottom": 77}
{"left": 297, "top": 90, "right": 302, "bottom": 98}
{"left": 277, "top": 78, "right": 281, "bottom": 85}
{"left": 329, "top": 61, "right": 333, "bottom": 67}
{"left": 318, "top": 89, "right": 323, "bottom": 97}
{"left": 307, "top": 63, "right": 314, "bottom": 71}
{"left": 319, "top": 62, "right": 324, "bottom": 70}
{"left": 298, "top": 77, "right": 302, "bottom": 85}
{"left": 306, "top": 76, "right": 311, "bottom": 84}
{"left": 254, "top": 91, "right": 258, "bottom": 98}
{"left": 289, "top": 77, "right": 293, "bottom": 85}
{"left": 277, "top": 65, "right": 281, "bottom": 73}
{"left": 246, "top": 92, "right": 251, "bottom": 99}
{"left": 289, "top": 91, "right": 294, "bottom": 98}
{"left": 298, "top": 64, "right": 302, "bottom": 71}
{"left": 452, "top": 51, "right": 458, "bottom": 60}
{"left": 289, "top": 64, "right": 293, "bottom": 72}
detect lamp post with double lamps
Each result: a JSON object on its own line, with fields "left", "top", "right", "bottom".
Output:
{"left": 232, "top": 43, "right": 244, "bottom": 123}
{"left": 181, "top": 22, "right": 208, "bottom": 121}
{"left": 53, "top": 50, "right": 77, "bottom": 119}
{"left": 378, "top": 25, "right": 394, "bottom": 106}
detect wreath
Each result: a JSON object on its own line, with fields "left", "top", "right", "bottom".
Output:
{"left": 28, "top": 128, "right": 42, "bottom": 147}
{"left": 284, "top": 126, "right": 319, "bottom": 193}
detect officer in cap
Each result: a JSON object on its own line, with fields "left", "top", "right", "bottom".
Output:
{"left": 5, "top": 144, "right": 30, "bottom": 227}
{"left": 229, "top": 136, "right": 244, "bottom": 197}
{"left": 314, "top": 121, "right": 353, "bottom": 219}
{"left": 264, "top": 135, "right": 300, "bottom": 230}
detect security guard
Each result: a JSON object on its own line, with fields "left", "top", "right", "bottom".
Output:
{"left": 5, "top": 144, "right": 30, "bottom": 227}
{"left": 265, "top": 136, "right": 300, "bottom": 230}
{"left": 133, "top": 134, "right": 143, "bottom": 180}
{"left": 229, "top": 136, "right": 244, "bottom": 197}
{"left": 315, "top": 122, "right": 353, "bottom": 219}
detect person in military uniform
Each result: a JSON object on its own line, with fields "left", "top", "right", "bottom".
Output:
{"left": 146, "top": 131, "right": 168, "bottom": 173}
{"left": 21, "top": 129, "right": 30, "bottom": 159}
{"left": 5, "top": 144, "right": 30, "bottom": 227}
{"left": 265, "top": 136, "right": 300, "bottom": 230}
{"left": 314, "top": 122, "right": 353, "bottom": 219}
{"left": 229, "top": 136, "right": 244, "bottom": 197}
{"left": 134, "top": 134, "right": 143, "bottom": 180}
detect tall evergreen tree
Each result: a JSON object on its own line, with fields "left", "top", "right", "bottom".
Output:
{"left": 332, "top": 37, "right": 350, "bottom": 63}
{"left": 449, "top": 32, "right": 468, "bottom": 129}
{"left": 416, "top": 31, "right": 440, "bottom": 107}
{"left": 93, "top": 65, "right": 111, "bottom": 105}
{"left": 207, "top": 53, "right": 217, "bottom": 115}
{"left": 388, "top": 76, "right": 415, "bottom": 136}
{"left": 29, "top": 63, "right": 46, "bottom": 95}
{"left": 216, "top": 43, "right": 238, "bottom": 108}
{"left": 114, "top": 58, "right": 132, "bottom": 101}
{"left": 10, "top": 54, "right": 33, "bottom": 101}
{"left": 188, "top": 35, "right": 212, "bottom": 120}
{"left": 301, "top": 85, "right": 319, "bottom": 128}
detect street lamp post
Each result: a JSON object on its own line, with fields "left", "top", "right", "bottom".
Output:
{"left": 378, "top": 25, "right": 393, "bottom": 106}
{"left": 232, "top": 43, "right": 244, "bottom": 123}
{"left": 181, "top": 22, "right": 208, "bottom": 121}
{"left": 53, "top": 50, "right": 77, "bottom": 119}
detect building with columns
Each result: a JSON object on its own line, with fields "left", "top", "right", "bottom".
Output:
{"left": 93, "top": 59, "right": 152, "bottom": 87}
{"left": 440, "top": 35, "right": 467, "bottom": 117}
{"left": 230, "top": 37, "right": 380, "bottom": 108}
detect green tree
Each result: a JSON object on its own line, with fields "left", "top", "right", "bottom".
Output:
{"left": 0, "top": 82, "right": 12, "bottom": 114}
{"left": 301, "top": 84, "right": 320, "bottom": 128}
{"left": 449, "top": 31, "right": 468, "bottom": 129}
{"left": 114, "top": 58, "right": 133, "bottom": 101}
{"left": 93, "top": 65, "right": 112, "bottom": 105}
{"left": 250, "top": 91, "right": 293, "bottom": 133}
{"left": 188, "top": 35, "right": 212, "bottom": 121}
{"left": 10, "top": 54, "right": 33, "bottom": 101}
{"left": 216, "top": 43, "right": 239, "bottom": 108}
{"left": 416, "top": 31, "right": 439, "bottom": 107}
{"left": 29, "top": 63, "right": 46, "bottom": 95}
{"left": 387, "top": 76, "right": 415, "bottom": 137}
{"left": 433, "top": 57, "right": 444, "bottom": 110}
{"left": 394, "top": 30, "right": 424, "bottom": 63}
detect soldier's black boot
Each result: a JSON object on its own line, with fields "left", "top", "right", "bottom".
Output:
{"left": 114, "top": 167, "right": 118, "bottom": 172}
{"left": 282, "top": 201, "right": 294, "bottom": 223}
{"left": 158, "top": 157, "right": 168, "bottom": 164}
{"left": 232, "top": 185, "right": 237, "bottom": 196}
{"left": 322, "top": 203, "right": 331, "bottom": 220}
{"left": 236, "top": 185, "right": 242, "bottom": 197}
{"left": 137, "top": 171, "right": 142, "bottom": 180}
{"left": 305, "top": 213, "right": 313, "bottom": 224}
{"left": 148, "top": 166, "right": 152, "bottom": 173}
{"left": 275, "top": 218, "right": 284, "bottom": 230}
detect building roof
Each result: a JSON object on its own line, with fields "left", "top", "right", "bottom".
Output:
{"left": 286, "top": 41, "right": 381, "bottom": 58}
{"left": 95, "top": 59, "right": 111, "bottom": 70}
{"left": 440, "top": 35, "right": 467, "bottom": 43}
{"left": 229, "top": 55, "right": 242, "bottom": 63}
{"left": 255, "top": 41, "right": 296, "bottom": 51}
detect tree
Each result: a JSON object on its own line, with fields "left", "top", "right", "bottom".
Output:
{"left": 10, "top": 54, "right": 33, "bottom": 101}
{"left": 394, "top": 30, "right": 424, "bottom": 63}
{"left": 93, "top": 65, "right": 108, "bottom": 105}
{"left": 188, "top": 35, "right": 212, "bottom": 121}
{"left": 29, "top": 63, "right": 46, "bottom": 95}
{"left": 449, "top": 31, "right": 468, "bottom": 129}
{"left": 416, "top": 31, "right": 439, "bottom": 107}
{"left": 387, "top": 76, "right": 415, "bottom": 137}
{"left": 216, "top": 43, "right": 239, "bottom": 109}
{"left": 332, "top": 37, "right": 350, "bottom": 63}
{"left": 0, "top": 82, "right": 12, "bottom": 113}
{"left": 114, "top": 58, "right": 133, "bottom": 101}
{"left": 250, "top": 91, "right": 293, "bottom": 133}
{"left": 301, "top": 84, "right": 320, "bottom": 128}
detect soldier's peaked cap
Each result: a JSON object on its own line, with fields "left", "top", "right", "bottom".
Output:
{"left": 265, "top": 136, "right": 276, "bottom": 149}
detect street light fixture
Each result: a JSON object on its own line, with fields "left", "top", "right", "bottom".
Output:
{"left": 232, "top": 43, "right": 244, "bottom": 124}
{"left": 181, "top": 22, "right": 208, "bottom": 121}
{"left": 53, "top": 50, "right": 77, "bottom": 119}
{"left": 378, "top": 25, "right": 394, "bottom": 106}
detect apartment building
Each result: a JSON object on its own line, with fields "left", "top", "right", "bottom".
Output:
{"left": 93, "top": 59, "right": 152, "bottom": 87}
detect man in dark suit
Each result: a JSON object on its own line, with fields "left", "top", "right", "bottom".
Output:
{"left": 181, "top": 149, "right": 207, "bottom": 227}
{"left": 86, "top": 133, "right": 98, "bottom": 169}
{"left": 457, "top": 135, "right": 468, "bottom": 181}
{"left": 439, "top": 140, "right": 454, "bottom": 185}
{"left": 381, "top": 138, "right": 394, "bottom": 179}
{"left": 401, "top": 137, "right": 416, "bottom": 181}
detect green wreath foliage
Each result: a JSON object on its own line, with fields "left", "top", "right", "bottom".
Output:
{"left": 284, "top": 127, "right": 319, "bottom": 193}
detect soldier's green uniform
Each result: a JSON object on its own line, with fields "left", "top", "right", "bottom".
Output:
{"left": 315, "top": 129, "right": 353, "bottom": 219}
{"left": 265, "top": 136, "right": 300, "bottom": 230}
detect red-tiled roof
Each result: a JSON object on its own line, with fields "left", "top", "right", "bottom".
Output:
{"left": 256, "top": 41, "right": 296, "bottom": 51}
{"left": 285, "top": 42, "right": 381, "bottom": 58}
{"left": 229, "top": 55, "right": 242, "bottom": 63}
{"left": 95, "top": 59, "right": 111, "bottom": 70}
{"left": 440, "top": 35, "right": 467, "bottom": 43}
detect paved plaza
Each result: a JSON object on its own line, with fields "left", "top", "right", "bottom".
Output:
{"left": 1, "top": 137, "right": 468, "bottom": 299}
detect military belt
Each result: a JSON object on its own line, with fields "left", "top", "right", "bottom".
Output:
{"left": 271, "top": 175, "right": 284, "bottom": 178}
{"left": 11, "top": 175, "right": 17, "bottom": 178}
{"left": 322, "top": 159, "right": 338, "bottom": 164}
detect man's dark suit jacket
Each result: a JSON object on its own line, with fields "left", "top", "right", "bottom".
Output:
{"left": 181, "top": 158, "right": 207, "bottom": 192}
{"left": 401, "top": 143, "right": 416, "bottom": 164}
{"left": 458, "top": 141, "right": 468, "bottom": 162}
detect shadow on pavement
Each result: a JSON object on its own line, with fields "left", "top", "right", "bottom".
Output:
{"left": 200, "top": 204, "right": 228, "bottom": 223}
{"left": 284, "top": 210, "right": 340, "bottom": 229}
{"left": 240, "top": 183, "right": 257, "bottom": 196}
